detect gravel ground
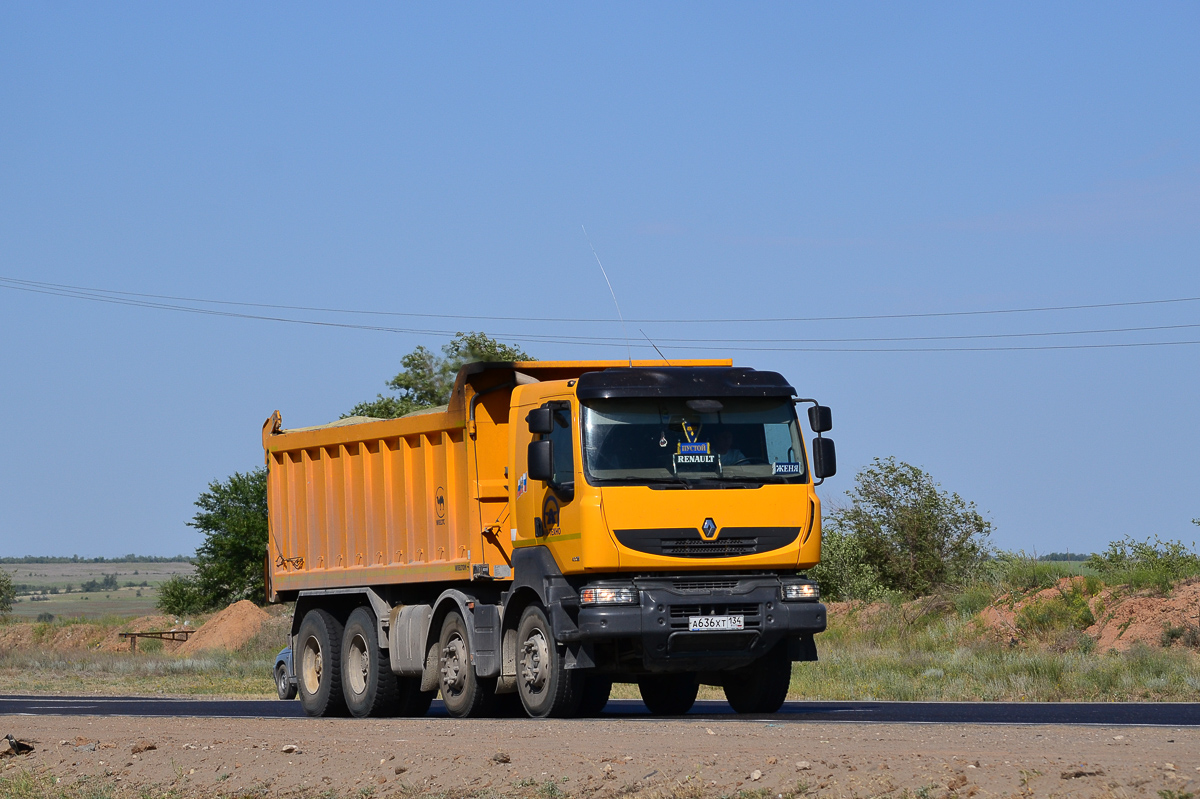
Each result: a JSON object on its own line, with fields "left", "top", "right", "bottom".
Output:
{"left": 3, "top": 714, "right": 1199, "bottom": 798}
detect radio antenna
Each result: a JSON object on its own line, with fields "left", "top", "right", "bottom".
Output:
{"left": 582, "top": 225, "right": 633, "bottom": 367}
{"left": 640, "top": 328, "right": 672, "bottom": 366}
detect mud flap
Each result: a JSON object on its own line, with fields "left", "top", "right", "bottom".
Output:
{"left": 787, "top": 634, "right": 818, "bottom": 662}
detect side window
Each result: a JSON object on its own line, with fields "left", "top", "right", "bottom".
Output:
{"left": 547, "top": 404, "right": 574, "bottom": 487}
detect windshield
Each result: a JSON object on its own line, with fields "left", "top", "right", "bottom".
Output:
{"left": 581, "top": 397, "right": 807, "bottom": 486}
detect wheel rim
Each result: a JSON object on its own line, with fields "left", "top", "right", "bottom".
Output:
{"left": 347, "top": 632, "right": 369, "bottom": 696}
{"left": 520, "top": 628, "right": 550, "bottom": 696}
{"left": 277, "top": 666, "right": 287, "bottom": 693}
{"left": 440, "top": 634, "right": 468, "bottom": 697}
{"left": 301, "top": 637, "right": 323, "bottom": 696}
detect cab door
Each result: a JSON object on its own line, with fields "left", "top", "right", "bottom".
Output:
{"left": 511, "top": 385, "right": 585, "bottom": 570}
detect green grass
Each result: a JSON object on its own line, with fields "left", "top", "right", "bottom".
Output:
{"left": 3, "top": 561, "right": 195, "bottom": 621}
{"left": 0, "top": 610, "right": 290, "bottom": 698}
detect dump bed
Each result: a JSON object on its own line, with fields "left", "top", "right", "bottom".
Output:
{"left": 262, "top": 359, "right": 731, "bottom": 599}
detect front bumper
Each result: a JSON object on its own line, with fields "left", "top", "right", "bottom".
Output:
{"left": 562, "top": 575, "right": 826, "bottom": 671}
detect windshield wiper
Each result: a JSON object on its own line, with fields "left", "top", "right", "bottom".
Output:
{"left": 637, "top": 477, "right": 693, "bottom": 489}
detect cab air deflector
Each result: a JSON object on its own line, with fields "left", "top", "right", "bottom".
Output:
{"left": 575, "top": 367, "right": 796, "bottom": 400}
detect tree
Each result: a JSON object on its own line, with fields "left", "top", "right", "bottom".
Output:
{"left": 828, "top": 457, "right": 992, "bottom": 596}
{"left": 191, "top": 468, "right": 269, "bottom": 607}
{"left": 157, "top": 468, "right": 269, "bottom": 614}
{"left": 0, "top": 568, "right": 14, "bottom": 614}
{"left": 347, "top": 331, "right": 532, "bottom": 419}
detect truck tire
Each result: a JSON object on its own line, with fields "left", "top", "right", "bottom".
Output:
{"left": 577, "top": 675, "right": 612, "bottom": 717}
{"left": 437, "top": 611, "right": 496, "bottom": 718}
{"left": 516, "top": 603, "right": 581, "bottom": 718}
{"left": 722, "top": 645, "right": 792, "bottom": 714}
{"left": 637, "top": 674, "right": 698, "bottom": 715}
{"left": 275, "top": 662, "right": 297, "bottom": 701}
{"left": 297, "top": 609, "right": 348, "bottom": 717}
{"left": 341, "top": 607, "right": 400, "bottom": 718}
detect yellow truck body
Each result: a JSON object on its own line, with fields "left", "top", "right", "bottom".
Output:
{"left": 264, "top": 360, "right": 834, "bottom": 719}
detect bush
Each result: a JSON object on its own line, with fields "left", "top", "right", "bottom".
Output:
{"left": 0, "top": 569, "right": 13, "bottom": 614}
{"left": 156, "top": 575, "right": 207, "bottom": 616}
{"left": 1085, "top": 535, "right": 1200, "bottom": 593}
{"left": 995, "top": 552, "right": 1075, "bottom": 592}
{"left": 827, "top": 457, "right": 993, "bottom": 597}
{"left": 1016, "top": 584, "right": 1095, "bottom": 636}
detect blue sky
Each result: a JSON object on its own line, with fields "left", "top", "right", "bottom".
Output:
{"left": 1, "top": 4, "right": 1196, "bottom": 557}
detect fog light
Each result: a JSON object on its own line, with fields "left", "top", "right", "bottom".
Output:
{"left": 781, "top": 582, "right": 819, "bottom": 601}
{"left": 580, "top": 585, "right": 638, "bottom": 606}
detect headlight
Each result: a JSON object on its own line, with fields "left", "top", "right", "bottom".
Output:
{"left": 781, "top": 582, "right": 819, "bottom": 601}
{"left": 580, "top": 585, "right": 638, "bottom": 606}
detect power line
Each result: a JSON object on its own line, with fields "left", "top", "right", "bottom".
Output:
{"left": 2, "top": 277, "right": 1198, "bottom": 352}
{"left": 3, "top": 275, "right": 1199, "bottom": 324}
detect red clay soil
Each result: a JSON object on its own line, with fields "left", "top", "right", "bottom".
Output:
{"left": 976, "top": 577, "right": 1200, "bottom": 651}
{"left": 176, "top": 600, "right": 269, "bottom": 655}
{"left": 1088, "top": 579, "right": 1200, "bottom": 651}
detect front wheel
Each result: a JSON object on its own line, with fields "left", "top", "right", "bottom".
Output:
{"left": 722, "top": 645, "right": 792, "bottom": 714}
{"left": 577, "top": 674, "right": 612, "bottom": 717}
{"left": 516, "top": 604, "right": 581, "bottom": 718}
{"left": 638, "top": 674, "right": 698, "bottom": 715}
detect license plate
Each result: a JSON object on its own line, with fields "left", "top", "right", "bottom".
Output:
{"left": 688, "top": 615, "right": 744, "bottom": 632}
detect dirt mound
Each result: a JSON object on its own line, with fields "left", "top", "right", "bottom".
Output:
{"left": 1088, "top": 579, "right": 1200, "bottom": 651}
{"left": 973, "top": 576, "right": 1200, "bottom": 651}
{"left": 177, "top": 600, "right": 268, "bottom": 654}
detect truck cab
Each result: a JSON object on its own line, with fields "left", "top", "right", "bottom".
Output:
{"left": 501, "top": 366, "right": 831, "bottom": 715}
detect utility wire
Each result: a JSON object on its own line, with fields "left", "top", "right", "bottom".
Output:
{"left": 2, "top": 277, "right": 1199, "bottom": 352}
{"left": 3, "top": 275, "right": 1199, "bottom": 325}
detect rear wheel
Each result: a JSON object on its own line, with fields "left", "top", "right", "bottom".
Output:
{"left": 297, "top": 609, "right": 348, "bottom": 717}
{"left": 516, "top": 604, "right": 581, "bottom": 718}
{"left": 342, "top": 607, "right": 399, "bottom": 718}
{"left": 638, "top": 674, "right": 698, "bottom": 715}
{"left": 722, "top": 645, "right": 792, "bottom": 714}
{"left": 438, "top": 611, "right": 495, "bottom": 717}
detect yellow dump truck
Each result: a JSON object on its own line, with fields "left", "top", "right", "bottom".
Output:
{"left": 263, "top": 359, "right": 835, "bottom": 719}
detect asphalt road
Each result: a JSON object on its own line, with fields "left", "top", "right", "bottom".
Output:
{"left": 3, "top": 695, "right": 1198, "bottom": 726}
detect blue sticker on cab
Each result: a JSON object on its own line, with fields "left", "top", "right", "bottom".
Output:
{"left": 772, "top": 462, "right": 803, "bottom": 475}
{"left": 678, "top": 442, "right": 710, "bottom": 455}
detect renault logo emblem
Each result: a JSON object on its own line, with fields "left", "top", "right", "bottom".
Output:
{"left": 701, "top": 518, "right": 718, "bottom": 540}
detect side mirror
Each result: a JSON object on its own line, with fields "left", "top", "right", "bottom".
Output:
{"left": 528, "top": 440, "right": 554, "bottom": 482}
{"left": 527, "top": 407, "right": 553, "bottom": 435}
{"left": 808, "top": 405, "right": 833, "bottom": 433}
{"left": 812, "top": 438, "right": 836, "bottom": 480}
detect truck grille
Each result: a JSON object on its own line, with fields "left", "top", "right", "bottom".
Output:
{"left": 613, "top": 527, "right": 801, "bottom": 559}
{"left": 661, "top": 537, "right": 756, "bottom": 558}
{"left": 673, "top": 578, "right": 740, "bottom": 592}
